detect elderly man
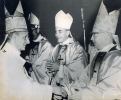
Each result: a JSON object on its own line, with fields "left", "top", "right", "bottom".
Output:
{"left": 0, "top": 1, "right": 52, "bottom": 100}
{"left": 26, "top": 13, "right": 53, "bottom": 84}
{"left": 46, "top": 10, "right": 88, "bottom": 99}
{"left": 67, "top": 1, "right": 121, "bottom": 100}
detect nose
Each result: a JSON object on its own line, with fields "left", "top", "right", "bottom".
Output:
{"left": 91, "top": 35, "right": 94, "bottom": 41}
{"left": 26, "top": 37, "right": 30, "bottom": 44}
{"left": 55, "top": 31, "right": 59, "bottom": 38}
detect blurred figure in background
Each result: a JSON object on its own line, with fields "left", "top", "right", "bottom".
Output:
{"left": 25, "top": 13, "right": 53, "bottom": 84}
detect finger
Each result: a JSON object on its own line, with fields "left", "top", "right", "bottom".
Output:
{"left": 61, "top": 89, "right": 67, "bottom": 97}
{"left": 46, "top": 66, "right": 53, "bottom": 70}
{"left": 63, "top": 85, "right": 70, "bottom": 96}
{"left": 47, "top": 61, "right": 53, "bottom": 64}
{"left": 47, "top": 68, "right": 53, "bottom": 72}
{"left": 46, "top": 64, "right": 53, "bottom": 67}
{"left": 69, "top": 92, "right": 80, "bottom": 100}
{"left": 48, "top": 70, "right": 54, "bottom": 73}
{"left": 69, "top": 95, "right": 78, "bottom": 100}
{"left": 46, "top": 62, "right": 53, "bottom": 66}
{"left": 46, "top": 66, "right": 53, "bottom": 68}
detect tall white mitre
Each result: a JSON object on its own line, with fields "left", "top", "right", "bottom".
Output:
{"left": 92, "top": 0, "right": 120, "bottom": 34}
{"left": 92, "top": 0, "right": 121, "bottom": 49}
{"left": 5, "top": 0, "right": 28, "bottom": 34}
{"left": 55, "top": 10, "right": 73, "bottom": 30}
{"left": 29, "top": 13, "right": 40, "bottom": 27}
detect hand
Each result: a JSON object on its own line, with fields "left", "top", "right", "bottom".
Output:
{"left": 68, "top": 91, "right": 82, "bottom": 100}
{"left": 113, "top": 35, "right": 121, "bottom": 50}
{"left": 52, "top": 86, "right": 63, "bottom": 95}
{"left": 63, "top": 83, "right": 78, "bottom": 96}
{"left": 46, "top": 61, "right": 60, "bottom": 73}
{"left": 61, "top": 87, "right": 68, "bottom": 97}
{"left": 52, "top": 86, "right": 67, "bottom": 98}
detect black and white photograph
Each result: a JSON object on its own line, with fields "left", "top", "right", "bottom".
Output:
{"left": 0, "top": 0, "right": 121, "bottom": 100}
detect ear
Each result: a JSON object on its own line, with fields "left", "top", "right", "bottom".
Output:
{"left": 104, "top": 33, "right": 108, "bottom": 40}
{"left": 12, "top": 33, "right": 17, "bottom": 41}
{"left": 66, "top": 31, "right": 70, "bottom": 37}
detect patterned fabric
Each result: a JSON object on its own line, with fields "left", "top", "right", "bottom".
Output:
{"left": 5, "top": 1, "right": 28, "bottom": 34}
{"left": 90, "top": 52, "right": 106, "bottom": 85}
{"left": 92, "top": 1, "right": 120, "bottom": 34}
{"left": 58, "top": 45, "right": 67, "bottom": 65}
{"left": 27, "top": 40, "right": 53, "bottom": 84}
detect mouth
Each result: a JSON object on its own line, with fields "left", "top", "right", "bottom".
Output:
{"left": 33, "top": 37, "right": 38, "bottom": 40}
{"left": 90, "top": 41, "right": 95, "bottom": 46}
{"left": 56, "top": 37, "right": 61, "bottom": 40}
{"left": 24, "top": 45, "right": 26, "bottom": 48}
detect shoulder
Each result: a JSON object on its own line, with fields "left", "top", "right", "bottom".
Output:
{"left": 46, "top": 41, "right": 53, "bottom": 48}
{"left": 43, "top": 40, "right": 53, "bottom": 50}
{"left": 69, "top": 41, "right": 85, "bottom": 53}
{"left": 107, "top": 50, "right": 121, "bottom": 57}
{"left": 104, "top": 50, "right": 121, "bottom": 62}
{"left": 0, "top": 50, "right": 11, "bottom": 64}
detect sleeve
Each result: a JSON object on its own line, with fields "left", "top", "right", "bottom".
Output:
{"left": 0, "top": 55, "right": 52, "bottom": 100}
{"left": 23, "top": 63, "right": 53, "bottom": 100}
{"left": 62, "top": 44, "right": 88, "bottom": 82}
{"left": 33, "top": 44, "right": 53, "bottom": 76}
{"left": 68, "top": 65, "right": 90, "bottom": 95}
{"left": 32, "top": 82, "right": 52, "bottom": 100}
{"left": 80, "top": 56, "right": 121, "bottom": 100}
{"left": 74, "top": 65, "right": 91, "bottom": 88}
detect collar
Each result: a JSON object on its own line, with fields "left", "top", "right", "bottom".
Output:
{"left": 2, "top": 42, "right": 21, "bottom": 55}
{"left": 60, "top": 38, "right": 74, "bottom": 45}
{"left": 2, "top": 42, "right": 26, "bottom": 65}
{"left": 98, "top": 43, "right": 115, "bottom": 52}
{"left": 33, "top": 34, "right": 46, "bottom": 42}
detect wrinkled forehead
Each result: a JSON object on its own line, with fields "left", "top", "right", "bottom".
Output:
{"left": 55, "top": 27, "right": 70, "bottom": 31}
{"left": 91, "top": 32, "right": 106, "bottom": 36}
{"left": 91, "top": 32, "right": 101, "bottom": 34}
{"left": 17, "top": 31, "right": 29, "bottom": 36}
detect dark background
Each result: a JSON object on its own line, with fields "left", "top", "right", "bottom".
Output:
{"left": 0, "top": 0, "right": 121, "bottom": 54}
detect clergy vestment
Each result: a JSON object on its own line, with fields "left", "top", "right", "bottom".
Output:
{"left": 47, "top": 38, "right": 88, "bottom": 86}
{"left": 27, "top": 40, "right": 53, "bottom": 84}
{"left": 70, "top": 44, "right": 121, "bottom": 100}
{"left": 0, "top": 43, "right": 52, "bottom": 100}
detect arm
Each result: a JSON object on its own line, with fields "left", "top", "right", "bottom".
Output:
{"left": 33, "top": 44, "right": 53, "bottom": 77}
{"left": 70, "top": 54, "right": 121, "bottom": 100}
{"left": 62, "top": 44, "right": 88, "bottom": 82}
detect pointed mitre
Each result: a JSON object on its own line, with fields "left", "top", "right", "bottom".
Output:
{"left": 4, "top": 5, "right": 10, "bottom": 17}
{"left": 92, "top": 0, "right": 120, "bottom": 34}
{"left": 5, "top": 0, "right": 28, "bottom": 34}
{"left": 30, "top": 13, "right": 39, "bottom": 25}
{"left": 55, "top": 10, "right": 73, "bottom": 29}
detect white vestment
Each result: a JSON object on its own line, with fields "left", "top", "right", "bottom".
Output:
{"left": 27, "top": 40, "right": 53, "bottom": 84}
{"left": 0, "top": 43, "right": 52, "bottom": 100}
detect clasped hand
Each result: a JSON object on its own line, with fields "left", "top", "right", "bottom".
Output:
{"left": 46, "top": 61, "right": 60, "bottom": 73}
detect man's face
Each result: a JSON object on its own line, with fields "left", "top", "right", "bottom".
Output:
{"left": 55, "top": 27, "right": 69, "bottom": 43}
{"left": 15, "top": 32, "right": 30, "bottom": 51}
{"left": 91, "top": 32, "right": 105, "bottom": 50}
{"left": 31, "top": 28, "right": 40, "bottom": 40}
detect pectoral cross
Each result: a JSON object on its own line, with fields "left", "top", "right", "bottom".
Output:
{"left": 58, "top": 55, "right": 63, "bottom": 62}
